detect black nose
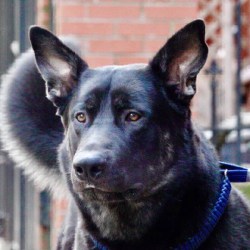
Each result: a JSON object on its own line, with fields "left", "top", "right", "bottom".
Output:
{"left": 73, "top": 153, "right": 106, "bottom": 180}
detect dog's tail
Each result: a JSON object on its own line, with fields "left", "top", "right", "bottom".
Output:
{"left": 0, "top": 37, "right": 81, "bottom": 193}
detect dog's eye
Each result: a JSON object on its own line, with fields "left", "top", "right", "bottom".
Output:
{"left": 126, "top": 112, "right": 141, "bottom": 122}
{"left": 76, "top": 113, "right": 86, "bottom": 123}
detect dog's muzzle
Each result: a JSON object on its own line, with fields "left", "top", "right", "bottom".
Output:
{"left": 72, "top": 151, "right": 145, "bottom": 201}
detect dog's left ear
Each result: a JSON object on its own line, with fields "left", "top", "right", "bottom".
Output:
{"left": 150, "top": 19, "right": 208, "bottom": 104}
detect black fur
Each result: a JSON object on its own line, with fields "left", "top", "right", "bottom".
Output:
{"left": 1, "top": 20, "right": 250, "bottom": 249}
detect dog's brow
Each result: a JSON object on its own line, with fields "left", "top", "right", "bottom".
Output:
{"left": 78, "top": 86, "right": 106, "bottom": 106}
{"left": 112, "top": 93, "right": 129, "bottom": 109}
{"left": 85, "top": 94, "right": 98, "bottom": 109}
{"left": 72, "top": 92, "right": 101, "bottom": 113}
{"left": 112, "top": 87, "right": 152, "bottom": 112}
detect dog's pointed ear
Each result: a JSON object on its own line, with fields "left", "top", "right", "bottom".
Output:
{"left": 29, "top": 26, "right": 88, "bottom": 109}
{"left": 150, "top": 19, "right": 208, "bottom": 104}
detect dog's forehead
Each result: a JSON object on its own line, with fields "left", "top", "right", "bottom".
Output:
{"left": 77, "top": 63, "right": 154, "bottom": 100}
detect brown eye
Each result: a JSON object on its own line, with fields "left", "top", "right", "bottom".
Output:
{"left": 76, "top": 113, "right": 86, "bottom": 123}
{"left": 126, "top": 112, "right": 141, "bottom": 122}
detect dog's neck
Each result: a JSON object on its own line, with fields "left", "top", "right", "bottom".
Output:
{"left": 74, "top": 161, "right": 220, "bottom": 250}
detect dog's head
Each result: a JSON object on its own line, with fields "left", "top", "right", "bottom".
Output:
{"left": 30, "top": 20, "right": 208, "bottom": 203}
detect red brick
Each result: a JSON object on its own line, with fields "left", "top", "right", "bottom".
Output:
{"left": 57, "top": 4, "right": 85, "bottom": 19}
{"left": 60, "top": 22, "right": 113, "bottom": 35}
{"left": 173, "top": 21, "right": 193, "bottom": 31}
{"left": 144, "top": 39, "right": 166, "bottom": 52}
{"left": 37, "top": 0, "right": 50, "bottom": 27}
{"left": 88, "top": 6, "right": 141, "bottom": 19}
{"left": 56, "top": 0, "right": 92, "bottom": 2}
{"left": 86, "top": 56, "right": 114, "bottom": 67}
{"left": 89, "top": 40, "right": 142, "bottom": 53}
{"left": 118, "top": 23, "right": 169, "bottom": 36}
{"left": 144, "top": 6, "right": 197, "bottom": 19}
{"left": 115, "top": 56, "right": 149, "bottom": 65}
{"left": 97, "top": 0, "right": 145, "bottom": 2}
{"left": 51, "top": 198, "right": 69, "bottom": 250}
{"left": 145, "top": 0, "right": 199, "bottom": 2}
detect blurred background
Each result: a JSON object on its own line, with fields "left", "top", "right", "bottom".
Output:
{"left": 0, "top": 0, "right": 249, "bottom": 249}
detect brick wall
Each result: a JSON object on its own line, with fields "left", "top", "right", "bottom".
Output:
{"left": 242, "top": 0, "right": 250, "bottom": 66}
{"left": 50, "top": 198, "right": 69, "bottom": 250}
{"left": 37, "top": 0, "right": 51, "bottom": 28}
{"left": 55, "top": 0, "right": 198, "bottom": 67}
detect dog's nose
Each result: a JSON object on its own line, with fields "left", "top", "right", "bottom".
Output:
{"left": 73, "top": 153, "right": 106, "bottom": 180}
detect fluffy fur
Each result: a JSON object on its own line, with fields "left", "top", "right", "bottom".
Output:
{"left": 0, "top": 38, "right": 80, "bottom": 194}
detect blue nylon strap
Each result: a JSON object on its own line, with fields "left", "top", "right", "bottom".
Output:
{"left": 219, "top": 161, "right": 249, "bottom": 182}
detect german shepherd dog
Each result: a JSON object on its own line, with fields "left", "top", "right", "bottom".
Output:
{"left": 0, "top": 20, "right": 250, "bottom": 249}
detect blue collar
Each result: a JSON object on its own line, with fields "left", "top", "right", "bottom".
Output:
{"left": 89, "top": 162, "right": 249, "bottom": 250}
{"left": 219, "top": 161, "right": 249, "bottom": 182}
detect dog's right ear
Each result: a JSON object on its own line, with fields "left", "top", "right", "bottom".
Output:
{"left": 29, "top": 26, "right": 88, "bottom": 110}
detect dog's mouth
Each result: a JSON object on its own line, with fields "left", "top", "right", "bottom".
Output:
{"left": 76, "top": 183, "right": 145, "bottom": 203}
{"left": 71, "top": 169, "right": 147, "bottom": 202}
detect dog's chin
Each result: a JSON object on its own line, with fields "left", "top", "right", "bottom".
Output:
{"left": 75, "top": 184, "right": 146, "bottom": 203}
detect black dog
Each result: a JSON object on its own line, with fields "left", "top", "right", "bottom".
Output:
{"left": 1, "top": 20, "right": 250, "bottom": 249}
